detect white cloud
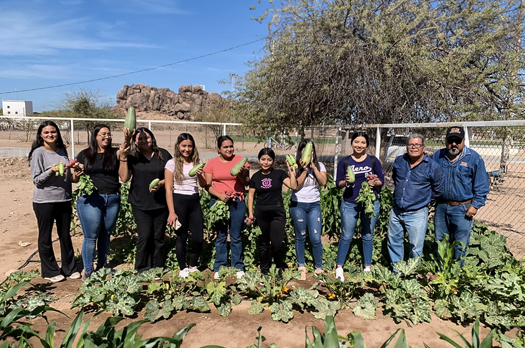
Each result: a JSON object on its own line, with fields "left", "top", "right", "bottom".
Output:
{"left": 0, "top": 64, "right": 71, "bottom": 79}
{"left": 0, "top": 7, "right": 156, "bottom": 56}
{"left": 99, "top": 0, "right": 191, "bottom": 15}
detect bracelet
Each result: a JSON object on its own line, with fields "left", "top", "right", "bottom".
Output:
{"left": 120, "top": 159, "right": 127, "bottom": 162}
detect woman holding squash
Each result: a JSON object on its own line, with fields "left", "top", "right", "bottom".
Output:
{"left": 29, "top": 121, "right": 80, "bottom": 283}
{"left": 164, "top": 133, "right": 206, "bottom": 278}
{"left": 334, "top": 132, "right": 384, "bottom": 281}
{"left": 119, "top": 127, "right": 172, "bottom": 274}
{"left": 73, "top": 124, "right": 126, "bottom": 280}
{"left": 204, "top": 135, "right": 250, "bottom": 280}
{"left": 289, "top": 139, "right": 327, "bottom": 280}
{"left": 247, "top": 148, "right": 297, "bottom": 278}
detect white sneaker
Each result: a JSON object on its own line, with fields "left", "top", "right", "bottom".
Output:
{"left": 179, "top": 268, "right": 190, "bottom": 278}
{"left": 335, "top": 267, "right": 345, "bottom": 281}
{"left": 236, "top": 271, "right": 245, "bottom": 280}
{"left": 214, "top": 272, "right": 220, "bottom": 280}
{"left": 364, "top": 266, "right": 371, "bottom": 272}
{"left": 44, "top": 274, "right": 65, "bottom": 283}
{"left": 188, "top": 266, "right": 198, "bottom": 273}
{"left": 69, "top": 272, "right": 81, "bottom": 279}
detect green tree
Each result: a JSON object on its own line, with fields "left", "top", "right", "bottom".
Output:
{"left": 193, "top": 94, "right": 238, "bottom": 148}
{"left": 238, "top": 0, "right": 524, "bottom": 135}
{"left": 61, "top": 90, "right": 122, "bottom": 143}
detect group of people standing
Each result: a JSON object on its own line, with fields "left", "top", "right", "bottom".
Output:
{"left": 29, "top": 121, "right": 489, "bottom": 283}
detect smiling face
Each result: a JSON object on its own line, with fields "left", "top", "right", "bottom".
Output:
{"left": 352, "top": 136, "right": 368, "bottom": 155}
{"left": 96, "top": 127, "right": 112, "bottom": 150}
{"left": 135, "top": 131, "right": 153, "bottom": 152}
{"left": 40, "top": 125, "right": 58, "bottom": 148}
{"left": 259, "top": 154, "right": 274, "bottom": 171}
{"left": 446, "top": 137, "right": 465, "bottom": 158}
{"left": 178, "top": 139, "right": 194, "bottom": 160}
{"left": 218, "top": 139, "right": 234, "bottom": 160}
{"left": 407, "top": 137, "right": 426, "bottom": 161}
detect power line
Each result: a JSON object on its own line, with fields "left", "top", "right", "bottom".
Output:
{"left": 0, "top": 38, "right": 265, "bottom": 95}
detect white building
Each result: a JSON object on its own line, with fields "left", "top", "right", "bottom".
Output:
{"left": 2, "top": 100, "right": 33, "bottom": 116}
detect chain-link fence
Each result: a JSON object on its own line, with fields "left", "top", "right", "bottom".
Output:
{"left": 332, "top": 122, "right": 525, "bottom": 259}
{"left": 2, "top": 116, "right": 524, "bottom": 258}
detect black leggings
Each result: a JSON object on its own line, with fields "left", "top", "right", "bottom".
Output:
{"left": 132, "top": 206, "right": 169, "bottom": 272}
{"left": 255, "top": 206, "right": 286, "bottom": 274}
{"left": 173, "top": 194, "right": 204, "bottom": 269}
{"left": 33, "top": 201, "right": 77, "bottom": 278}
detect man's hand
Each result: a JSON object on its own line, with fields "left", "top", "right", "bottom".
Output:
{"left": 466, "top": 205, "right": 478, "bottom": 218}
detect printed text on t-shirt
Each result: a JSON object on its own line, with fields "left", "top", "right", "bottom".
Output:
{"left": 351, "top": 165, "right": 372, "bottom": 175}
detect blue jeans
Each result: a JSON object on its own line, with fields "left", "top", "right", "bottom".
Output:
{"left": 434, "top": 202, "right": 473, "bottom": 262}
{"left": 336, "top": 200, "right": 380, "bottom": 267}
{"left": 77, "top": 193, "right": 120, "bottom": 275}
{"left": 211, "top": 197, "right": 245, "bottom": 272}
{"left": 290, "top": 201, "right": 323, "bottom": 269}
{"left": 387, "top": 205, "right": 428, "bottom": 266}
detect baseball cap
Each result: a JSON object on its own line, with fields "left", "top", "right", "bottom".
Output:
{"left": 446, "top": 127, "right": 465, "bottom": 140}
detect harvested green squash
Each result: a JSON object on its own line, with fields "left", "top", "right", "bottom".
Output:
{"left": 230, "top": 157, "right": 248, "bottom": 176}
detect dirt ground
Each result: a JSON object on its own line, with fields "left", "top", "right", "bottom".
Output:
{"left": 0, "top": 156, "right": 520, "bottom": 347}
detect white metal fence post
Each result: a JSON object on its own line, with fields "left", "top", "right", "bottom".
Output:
{"left": 70, "top": 119, "right": 75, "bottom": 157}
{"left": 464, "top": 126, "right": 470, "bottom": 147}
{"left": 375, "top": 127, "right": 381, "bottom": 159}
{"left": 223, "top": 124, "right": 227, "bottom": 136}
{"left": 334, "top": 127, "right": 341, "bottom": 179}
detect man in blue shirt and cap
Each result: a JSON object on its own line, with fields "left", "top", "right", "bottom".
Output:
{"left": 431, "top": 127, "right": 490, "bottom": 263}
{"left": 387, "top": 134, "right": 444, "bottom": 268}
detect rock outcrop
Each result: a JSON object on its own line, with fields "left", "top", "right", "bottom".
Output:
{"left": 116, "top": 84, "right": 222, "bottom": 120}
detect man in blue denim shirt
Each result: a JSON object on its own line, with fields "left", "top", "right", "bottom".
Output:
{"left": 431, "top": 127, "right": 489, "bottom": 262}
{"left": 387, "top": 134, "right": 444, "bottom": 268}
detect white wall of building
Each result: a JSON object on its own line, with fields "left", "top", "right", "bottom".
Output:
{"left": 1, "top": 100, "right": 33, "bottom": 116}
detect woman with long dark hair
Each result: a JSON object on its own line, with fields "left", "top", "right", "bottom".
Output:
{"left": 119, "top": 127, "right": 172, "bottom": 273}
{"left": 204, "top": 135, "right": 250, "bottom": 280}
{"left": 289, "top": 139, "right": 327, "bottom": 280}
{"left": 247, "top": 148, "right": 297, "bottom": 277}
{"left": 72, "top": 124, "right": 126, "bottom": 280}
{"left": 334, "top": 131, "right": 384, "bottom": 281}
{"left": 29, "top": 121, "right": 79, "bottom": 282}
{"left": 164, "top": 133, "right": 206, "bottom": 278}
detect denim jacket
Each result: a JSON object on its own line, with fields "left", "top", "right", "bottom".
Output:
{"left": 392, "top": 154, "right": 444, "bottom": 211}
{"left": 431, "top": 147, "right": 490, "bottom": 209}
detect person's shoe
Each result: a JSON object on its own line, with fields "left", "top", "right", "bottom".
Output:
{"left": 69, "top": 272, "right": 81, "bottom": 279}
{"left": 44, "top": 275, "right": 65, "bottom": 283}
{"left": 188, "top": 266, "right": 199, "bottom": 273}
{"left": 298, "top": 266, "right": 307, "bottom": 281}
{"left": 364, "top": 266, "right": 372, "bottom": 272}
{"left": 335, "top": 267, "right": 345, "bottom": 282}
{"left": 236, "top": 271, "right": 245, "bottom": 280}
{"left": 179, "top": 268, "right": 190, "bottom": 278}
{"left": 314, "top": 268, "right": 324, "bottom": 283}
{"left": 214, "top": 272, "right": 220, "bottom": 280}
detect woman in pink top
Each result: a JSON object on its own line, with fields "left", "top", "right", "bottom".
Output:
{"left": 204, "top": 135, "right": 250, "bottom": 279}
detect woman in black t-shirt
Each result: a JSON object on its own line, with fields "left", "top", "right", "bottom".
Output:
{"left": 247, "top": 148, "right": 297, "bottom": 276}
{"left": 119, "top": 127, "right": 172, "bottom": 273}
{"left": 72, "top": 124, "right": 127, "bottom": 280}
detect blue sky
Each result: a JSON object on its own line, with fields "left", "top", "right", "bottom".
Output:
{"left": 0, "top": 0, "right": 269, "bottom": 111}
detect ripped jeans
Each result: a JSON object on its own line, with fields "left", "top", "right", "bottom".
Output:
{"left": 290, "top": 201, "right": 323, "bottom": 269}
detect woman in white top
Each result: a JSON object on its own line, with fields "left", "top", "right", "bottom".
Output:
{"left": 165, "top": 133, "right": 206, "bottom": 278}
{"left": 290, "top": 139, "right": 327, "bottom": 280}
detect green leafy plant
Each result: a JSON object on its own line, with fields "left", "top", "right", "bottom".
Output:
{"left": 71, "top": 268, "right": 143, "bottom": 316}
{"left": 434, "top": 318, "right": 494, "bottom": 348}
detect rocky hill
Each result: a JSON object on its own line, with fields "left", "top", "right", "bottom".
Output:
{"left": 116, "top": 84, "right": 222, "bottom": 120}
